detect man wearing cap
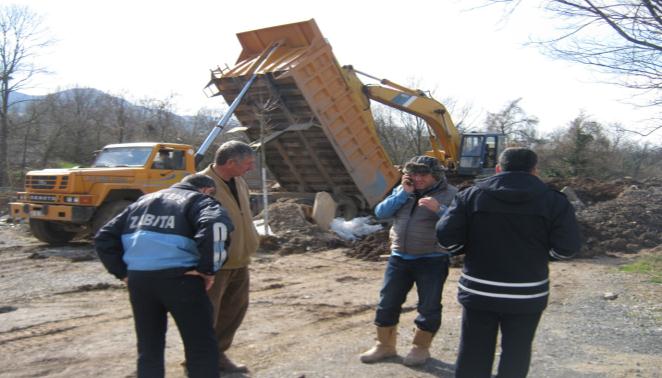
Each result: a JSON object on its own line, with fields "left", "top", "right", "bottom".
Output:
{"left": 359, "top": 156, "right": 457, "bottom": 366}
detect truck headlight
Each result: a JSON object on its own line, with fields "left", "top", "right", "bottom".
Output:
{"left": 64, "top": 196, "right": 80, "bottom": 203}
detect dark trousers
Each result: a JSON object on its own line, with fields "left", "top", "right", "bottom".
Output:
{"left": 128, "top": 273, "right": 219, "bottom": 378}
{"left": 455, "top": 307, "right": 542, "bottom": 378}
{"left": 375, "top": 255, "right": 449, "bottom": 332}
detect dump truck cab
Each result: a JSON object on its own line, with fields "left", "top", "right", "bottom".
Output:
{"left": 9, "top": 142, "right": 195, "bottom": 244}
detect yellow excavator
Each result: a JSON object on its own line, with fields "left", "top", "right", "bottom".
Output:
{"left": 204, "top": 18, "right": 506, "bottom": 217}
{"left": 342, "top": 65, "right": 505, "bottom": 176}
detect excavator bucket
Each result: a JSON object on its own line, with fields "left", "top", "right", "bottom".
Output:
{"left": 207, "top": 19, "right": 399, "bottom": 209}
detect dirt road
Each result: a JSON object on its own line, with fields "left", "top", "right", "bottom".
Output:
{"left": 0, "top": 223, "right": 660, "bottom": 378}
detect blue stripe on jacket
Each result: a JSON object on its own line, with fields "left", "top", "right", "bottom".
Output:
{"left": 121, "top": 230, "right": 198, "bottom": 271}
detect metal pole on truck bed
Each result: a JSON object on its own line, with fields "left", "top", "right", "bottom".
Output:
{"left": 194, "top": 41, "right": 282, "bottom": 167}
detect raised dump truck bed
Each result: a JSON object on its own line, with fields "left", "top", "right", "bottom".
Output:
{"left": 205, "top": 19, "right": 399, "bottom": 212}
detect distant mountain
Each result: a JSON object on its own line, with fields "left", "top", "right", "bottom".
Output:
{"left": 6, "top": 88, "right": 226, "bottom": 137}
{"left": 7, "top": 92, "right": 42, "bottom": 113}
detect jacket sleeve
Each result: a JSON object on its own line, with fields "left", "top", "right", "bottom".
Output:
{"left": 374, "top": 185, "right": 411, "bottom": 219}
{"left": 549, "top": 196, "right": 582, "bottom": 260}
{"left": 94, "top": 208, "right": 130, "bottom": 280}
{"left": 189, "top": 196, "right": 235, "bottom": 275}
{"left": 435, "top": 192, "right": 468, "bottom": 255}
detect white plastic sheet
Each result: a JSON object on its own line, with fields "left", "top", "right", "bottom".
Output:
{"left": 253, "top": 219, "right": 272, "bottom": 236}
{"left": 330, "top": 216, "right": 382, "bottom": 241}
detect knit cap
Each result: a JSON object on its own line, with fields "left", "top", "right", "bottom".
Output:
{"left": 402, "top": 156, "right": 445, "bottom": 180}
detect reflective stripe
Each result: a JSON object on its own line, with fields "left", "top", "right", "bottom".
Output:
{"left": 212, "top": 222, "right": 228, "bottom": 270}
{"left": 438, "top": 242, "right": 463, "bottom": 253}
{"left": 459, "top": 283, "right": 549, "bottom": 299}
{"left": 461, "top": 273, "right": 549, "bottom": 287}
{"left": 550, "top": 249, "right": 572, "bottom": 260}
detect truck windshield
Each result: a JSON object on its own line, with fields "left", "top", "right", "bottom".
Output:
{"left": 93, "top": 147, "right": 153, "bottom": 168}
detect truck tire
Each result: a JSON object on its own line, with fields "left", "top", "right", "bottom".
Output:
{"left": 29, "top": 219, "right": 77, "bottom": 245}
{"left": 92, "top": 200, "right": 132, "bottom": 235}
{"left": 335, "top": 196, "right": 359, "bottom": 220}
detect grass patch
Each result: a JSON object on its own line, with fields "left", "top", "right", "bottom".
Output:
{"left": 620, "top": 255, "right": 662, "bottom": 284}
{"left": 58, "top": 161, "right": 81, "bottom": 169}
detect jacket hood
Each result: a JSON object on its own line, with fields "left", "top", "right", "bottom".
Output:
{"left": 475, "top": 171, "right": 548, "bottom": 203}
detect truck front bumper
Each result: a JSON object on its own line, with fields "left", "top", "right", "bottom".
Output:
{"left": 9, "top": 202, "right": 96, "bottom": 224}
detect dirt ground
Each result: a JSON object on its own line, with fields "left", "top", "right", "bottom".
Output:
{"left": 1, "top": 177, "right": 661, "bottom": 377}
{"left": 0, "top": 222, "right": 660, "bottom": 378}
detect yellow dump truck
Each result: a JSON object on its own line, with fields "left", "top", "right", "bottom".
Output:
{"left": 205, "top": 19, "right": 504, "bottom": 214}
{"left": 9, "top": 143, "right": 195, "bottom": 244}
{"left": 205, "top": 19, "right": 401, "bottom": 216}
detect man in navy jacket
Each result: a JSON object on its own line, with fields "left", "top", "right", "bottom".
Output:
{"left": 436, "top": 147, "right": 581, "bottom": 378}
{"left": 95, "top": 174, "right": 233, "bottom": 378}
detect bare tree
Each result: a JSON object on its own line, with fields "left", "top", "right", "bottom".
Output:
{"left": 105, "top": 90, "right": 133, "bottom": 143}
{"left": 485, "top": 98, "right": 540, "bottom": 145}
{"left": 13, "top": 102, "right": 42, "bottom": 177}
{"left": 480, "top": 0, "right": 662, "bottom": 135}
{"left": 373, "top": 106, "right": 415, "bottom": 165}
{"left": 253, "top": 98, "right": 279, "bottom": 235}
{"left": 443, "top": 98, "right": 482, "bottom": 133}
{"left": 0, "top": 4, "right": 52, "bottom": 186}
{"left": 37, "top": 93, "right": 71, "bottom": 167}
{"left": 371, "top": 78, "right": 476, "bottom": 162}
{"left": 139, "top": 94, "right": 180, "bottom": 142}
{"left": 185, "top": 109, "right": 211, "bottom": 146}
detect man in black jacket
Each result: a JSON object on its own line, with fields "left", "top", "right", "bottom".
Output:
{"left": 95, "top": 174, "right": 234, "bottom": 378}
{"left": 436, "top": 147, "right": 581, "bottom": 378}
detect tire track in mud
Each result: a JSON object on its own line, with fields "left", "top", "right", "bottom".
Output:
{"left": 0, "top": 311, "right": 131, "bottom": 354}
{"left": 228, "top": 251, "right": 388, "bottom": 371}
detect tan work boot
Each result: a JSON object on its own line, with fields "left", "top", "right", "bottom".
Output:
{"left": 359, "top": 326, "right": 398, "bottom": 363}
{"left": 219, "top": 353, "right": 248, "bottom": 373}
{"left": 403, "top": 328, "right": 434, "bottom": 366}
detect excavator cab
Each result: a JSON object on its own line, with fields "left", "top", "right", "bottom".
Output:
{"left": 457, "top": 133, "right": 505, "bottom": 176}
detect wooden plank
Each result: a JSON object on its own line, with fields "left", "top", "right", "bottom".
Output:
{"left": 295, "top": 130, "right": 337, "bottom": 191}
{"left": 272, "top": 140, "right": 308, "bottom": 192}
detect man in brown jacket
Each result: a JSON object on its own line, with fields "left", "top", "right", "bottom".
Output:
{"left": 198, "top": 140, "right": 259, "bottom": 373}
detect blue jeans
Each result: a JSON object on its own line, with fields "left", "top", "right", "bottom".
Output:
{"left": 374, "top": 255, "right": 449, "bottom": 332}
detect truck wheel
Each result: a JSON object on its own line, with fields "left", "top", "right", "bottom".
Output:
{"left": 92, "top": 200, "right": 132, "bottom": 235}
{"left": 29, "top": 219, "right": 77, "bottom": 245}
{"left": 335, "top": 196, "right": 358, "bottom": 220}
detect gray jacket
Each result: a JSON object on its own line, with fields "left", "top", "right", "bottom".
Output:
{"left": 375, "top": 178, "right": 457, "bottom": 255}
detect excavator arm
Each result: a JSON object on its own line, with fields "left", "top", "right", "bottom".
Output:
{"left": 342, "top": 66, "right": 462, "bottom": 168}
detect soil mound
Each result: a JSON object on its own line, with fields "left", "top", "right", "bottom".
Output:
{"left": 576, "top": 177, "right": 662, "bottom": 257}
{"left": 257, "top": 199, "right": 347, "bottom": 255}
{"left": 545, "top": 176, "right": 642, "bottom": 205}
{"left": 345, "top": 229, "right": 390, "bottom": 261}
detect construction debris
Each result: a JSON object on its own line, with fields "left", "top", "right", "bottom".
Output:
{"left": 343, "top": 176, "right": 662, "bottom": 261}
